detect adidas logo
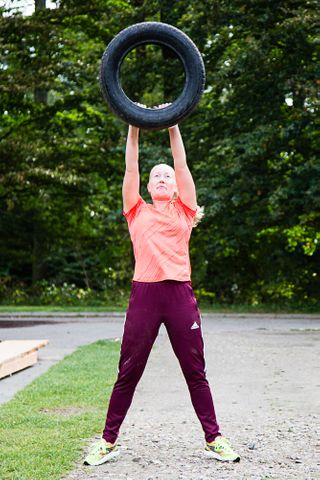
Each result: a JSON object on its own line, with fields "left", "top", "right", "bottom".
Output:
{"left": 191, "top": 321, "right": 199, "bottom": 330}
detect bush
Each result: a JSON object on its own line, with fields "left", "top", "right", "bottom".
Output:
{"left": 0, "top": 279, "right": 129, "bottom": 307}
{"left": 194, "top": 288, "right": 216, "bottom": 305}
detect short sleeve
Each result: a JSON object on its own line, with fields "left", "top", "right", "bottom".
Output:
{"left": 175, "top": 196, "right": 197, "bottom": 224}
{"left": 123, "top": 195, "right": 145, "bottom": 227}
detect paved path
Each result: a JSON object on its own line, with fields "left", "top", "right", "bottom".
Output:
{"left": 0, "top": 312, "right": 125, "bottom": 404}
{"left": 1, "top": 313, "right": 320, "bottom": 479}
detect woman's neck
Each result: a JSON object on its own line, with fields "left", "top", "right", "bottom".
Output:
{"left": 152, "top": 198, "right": 172, "bottom": 211}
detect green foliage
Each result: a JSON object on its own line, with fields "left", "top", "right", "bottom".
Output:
{"left": 0, "top": 0, "right": 319, "bottom": 308}
{"left": 194, "top": 288, "right": 216, "bottom": 305}
{"left": 0, "top": 279, "right": 130, "bottom": 307}
{"left": 183, "top": 0, "right": 320, "bottom": 304}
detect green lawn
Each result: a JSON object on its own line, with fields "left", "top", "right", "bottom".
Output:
{"left": 0, "top": 303, "right": 319, "bottom": 314}
{"left": 0, "top": 305, "right": 124, "bottom": 313}
{"left": 0, "top": 340, "right": 120, "bottom": 480}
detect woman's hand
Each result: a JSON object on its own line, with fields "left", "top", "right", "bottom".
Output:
{"left": 154, "top": 102, "right": 172, "bottom": 109}
{"left": 133, "top": 102, "right": 178, "bottom": 129}
{"left": 134, "top": 102, "right": 147, "bottom": 108}
{"left": 154, "top": 103, "right": 178, "bottom": 130}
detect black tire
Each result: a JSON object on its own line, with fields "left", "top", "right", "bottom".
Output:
{"left": 100, "top": 22, "right": 205, "bottom": 130}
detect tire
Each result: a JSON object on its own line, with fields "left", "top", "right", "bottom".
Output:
{"left": 100, "top": 22, "right": 206, "bottom": 130}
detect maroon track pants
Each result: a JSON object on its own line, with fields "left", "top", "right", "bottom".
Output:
{"left": 102, "top": 280, "right": 221, "bottom": 443}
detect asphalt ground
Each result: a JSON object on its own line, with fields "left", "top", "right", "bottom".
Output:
{"left": 1, "top": 312, "right": 319, "bottom": 405}
{"left": 1, "top": 312, "right": 319, "bottom": 479}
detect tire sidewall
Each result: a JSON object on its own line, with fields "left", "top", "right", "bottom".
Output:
{"left": 100, "top": 22, "right": 205, "bottom": 129}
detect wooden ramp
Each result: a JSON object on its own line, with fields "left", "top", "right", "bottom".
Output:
{"left": 0, "top": 340, "right": 49, "bottom": 379}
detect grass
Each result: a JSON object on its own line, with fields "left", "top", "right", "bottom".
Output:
{"left": 0, "top": 303, "right": 319, "bottom": 314}
{"left": 0, "top": 305, "right": 123, "bottom": 313}
{"left": 201, "top": 302, "right": 320, "bottom": 314}
{"left": 0, "top": 340, "right": 120, "bottom": 480}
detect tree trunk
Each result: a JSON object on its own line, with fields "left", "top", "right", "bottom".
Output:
{"left": 35, "top": 0, "right": 46, "bottom": 9}
{"left": 32, "top": 0, "right": 48, "bottom": 284}
{"left": 160, "top": 2, "right": 182, "bottom": 102}
{"left": 32, "top": 223, "right": 47, "bottom": 283}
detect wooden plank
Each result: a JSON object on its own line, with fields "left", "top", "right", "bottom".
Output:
{"left": 0, "top": 340, "right": 49, "bottom": 379}
{"left": 0, "top": 340, "right": 49, "bottom": 363}
{"left": 0, "top": 351, "right": 38, "bottom": 379}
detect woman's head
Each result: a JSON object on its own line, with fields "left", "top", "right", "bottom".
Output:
{"left": 147, "top": 162, "right": 205, "bottom": 228}
{"left": 147, "top": 163, "right": 178, "bottom": 201}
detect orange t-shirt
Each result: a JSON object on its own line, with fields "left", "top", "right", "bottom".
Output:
{"left": 123, "top": 195, "right": 197, "bottom": 282}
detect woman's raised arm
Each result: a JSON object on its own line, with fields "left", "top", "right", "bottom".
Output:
{"left": 168, "top": 125, "right": 197, "bottom": 211}
{"left": 122, "top": 125, "right": 140, "bottom": 213}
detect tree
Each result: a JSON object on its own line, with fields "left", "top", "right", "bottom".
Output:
{"left": 0, "top": 0, "right": 318, "bottom": 306}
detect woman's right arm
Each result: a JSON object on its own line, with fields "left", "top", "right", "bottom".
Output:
{"left": 122, "top": 125, "right": 140, "bottom": 213}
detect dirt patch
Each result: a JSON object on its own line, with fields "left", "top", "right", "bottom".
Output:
{"left": 39, "top": 406, "right": 98, "bottom": 417}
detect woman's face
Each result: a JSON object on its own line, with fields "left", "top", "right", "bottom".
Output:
{"left": 147, "top": 164, "right": 178, "bottom": 201}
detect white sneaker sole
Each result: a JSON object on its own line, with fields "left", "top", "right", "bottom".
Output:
{"left": 204, "top": 449, "right": 240, "bottom": 462}
{"left": 84, "top": 448, "right": 120, "bottom": 466}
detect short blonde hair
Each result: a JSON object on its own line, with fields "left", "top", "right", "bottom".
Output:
{"left": 173, "top": 190, "right": 205, "bottom": 228}
{"left": 192, "top": 205, "right": 205, "bottom": 228}
{"left": 149, "top": 163, "right": 175, "bottom": 180}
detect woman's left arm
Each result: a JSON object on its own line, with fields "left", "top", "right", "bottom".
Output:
{"left": 169, "top": 125, "right": 197, "bottom": 211}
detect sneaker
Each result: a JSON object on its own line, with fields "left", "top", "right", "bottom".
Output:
{"left": 205, "top": 436, "right": 240, "bottom": 462}
{"left": 83, "top": 438, "right": 120, "bottom": 466}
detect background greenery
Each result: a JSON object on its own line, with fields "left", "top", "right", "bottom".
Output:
{"left": 0, "top": 0, "right": 319, "bottom": 309}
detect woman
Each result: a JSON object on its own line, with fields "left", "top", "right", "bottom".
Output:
{"left": 84, "top": 117, "right": 240, "bottom": 466}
